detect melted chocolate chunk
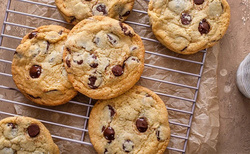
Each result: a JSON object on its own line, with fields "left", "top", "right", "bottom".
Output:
{"left": 46, "top": 41, "right": 50, "bottom": 52}
{"left": 181, "top": 46, "right": 188, "bottom": 52}
{"left": 145, "top": 93, "right": 151, "bottom": 97}
{"left": 90, "top": 63, "right": 98, "bottom": 68}
{"left": 66, "top": 59, "right": 71, "bottom": 68}
{"left": 30, "top": 65, "right": 42, "bottom": 78}
{"left": 91, "top": 54, "right": 97, "bottom": 59}
{"left": 77, "top": 60, "right": 83, "bottom": 65}
{"left": 112, "top": 65, "right": 124, "bottom": 76}
{"left": 103, "top": 127, "right": 115, "bottom": 140}
{"left": 198, "top": 19, "right": 210, "bottom": 35}
{"left": 27, "top": 124, "right": 40, "bottom": 137}
{"left": 88, "top": 76, "right": 98, "bottom": 89}
{"left": 96, "top": 4, "right": 107, "bottom": 15}
{"left": 131, "top": 46, "right": 138, "bottom": 51}
{"left": 28, "top": 94, "right": 41, "bottom": 99}
{"left": 181, "top": 13, "right": 192, "bottom": 25}
{"left": 119, "top": 22, "right": 134, "bottom": 37}
{"left": 66, "top": 47, "right": 71, "bottom": 54}
{"left": 136, "top": 117, "right": 148, "bottom": 133}
{"left": 107, "top": 34, "right": 118, "bottom": 45}
{"left": 156, "top": 130, "right": 161, "bottom": 141}
{"left": 104, "top": 149, "right": 108, "bottom": 154}
{"left": 194, "top": 0, "right": 204, "bottom": 5}
{"left": 58, "top": 30, "right": 63, "bottom": 35}
{"left": 7, "top": 123, "right": 16, "bottom": 129}
{"left": 28, "top": 32, "right": 37, "bottom": 39}
{"left": 108, "top": 105, "right": 115, "bottom": 117}
{"left": 102, "top": 126, "right": 106, "bottom": 132}
{"left": 46, "top": 89, "right": 58, "bottom": 93}
{"left": 122, "top": 11, "right": 131, "bottom": 17}
{"left": 123, "top": 140, "right": 134, "bottom": 153}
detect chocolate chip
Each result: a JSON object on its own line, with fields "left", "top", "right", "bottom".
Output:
{"left": 156, "top": 130, "right": 161, "bottom": 141}
{"left": 66, "top": 47, "right": 71, "bottom": 54}
{"left": 46, "top": 41, "right": 50, "bottom": 52}
{"left": 14, "top": 51, "right": 17, "bottom": 55}
{"left": 104, "top": 149, "right": 108, "bottom": 154}
{"left": 107, "top": 34, "right": 118, "bottom": 45}
{"left": 145, "top": 93, "right": 151, "bottom": 97}
{"left": 123, "top": 140, "right": 134, "bottom": 153}
{"left": 102, "top": 126, "right": 106, "bottom": 132}
{"left": 112, "top": 65, "right": 124, "bottom": 76}
{"left": 88, "top": 76, "right": 98, "bottom": 89}
{"left": 131, "top": 57, "right": 139, "bottom": 62}
{"left": 198, "top": 19, "right": 210, "bottom": 34}
{"left": 90, "top": 63, "right": 98, "bottom": 68}
{"left": 103, "top": 127, "right": 115, "bottom": 140}
{"left": 131, "top": 46, "right": 138, "bottom": 51}
{"left": 28, "top": 94, "right": 41, "bottom": 99}
{"left": 122, "top": 11, "right": 130, "bottom": 17}
{"left": 66, "top": 59, "right": 71, "bottom": 68}
{"left": 119, "top": 22, "right": 134, "bottom": 37}
{"left": 7, "top": 123, "right": 16, "bottom": 129}
{"left": 181, "top": 46, "right": 188, "bottom": 52}
{"left": 194, "top": 0, "right": 204, "bottom": 5}
{"left": 70, "top": 16, "right": 76, "bottom": 23}
{"left": 30, "top": 65, "right": 42, "bottom": 78}
{"left": 96, "top": 4, "right": 107, "bottom": 15}
{"left": 91, "top": 54, "right": 97, "bottom": 59}
{"left": 28, "top": 32, "right": 37, "bottom": 39}
{"left": 108, "top": 105, "right": 115, "bottom": 117}
{"left": 89, "top": 54, "right": 98, "bottom": 68}
{"left": 58, "top": 30, "right": 63, "bottom": 35}
{"left": 27, "top": 124, "right": 40, "bottom": 137}
{"left": 181, "top": 13, "right": 192, "bottom": 25}
{"left": 77, "top": 60, "right": 83, "bottom": 65}
{"left": 136, "top": 117, "right": 148, "bottom": 133}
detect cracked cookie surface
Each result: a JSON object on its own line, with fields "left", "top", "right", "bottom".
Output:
{"left": 63, "top": 16, "right": 145, "bottom": 99}
{"left": 12, "top": 25, "right": 77, "bottom": 106}
{"left": 55, "top": 0, "right": 135, "bottom": 25}
{"left": 148, "top": 0, "right": 230, "bottom": 54}
{"left": 88, "top": 86, "right": 170, "bottom": 154}
{"left": 0, "top": 116, "right": 59, "bottom": 154}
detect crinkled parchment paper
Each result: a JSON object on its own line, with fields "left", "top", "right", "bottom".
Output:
{"left": 0, "top": 0, "right": 220, "bottom": 153}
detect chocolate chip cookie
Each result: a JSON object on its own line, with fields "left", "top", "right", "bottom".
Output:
{"left": 0, "top": 116, "right": 59, "bottom": 154}
{"left": 63, "top": 16, "right": 145, "bottom": 99}
{"left": 88, "top": 86, "right": 170, "bottom": 154}
{"left": 148, "top": 0, "right": 230, "bottom": 54}
{"left": 12, "top": 25, "right": 78, "bottom": 106}
{"left": 55, "top": 0, "right": 135, "bottom": 25}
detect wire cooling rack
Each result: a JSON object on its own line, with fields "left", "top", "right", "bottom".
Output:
{"left": 0, "top": 0, "right": 207, "bottom": 153}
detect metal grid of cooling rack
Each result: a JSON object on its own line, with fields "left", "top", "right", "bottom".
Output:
{"left": 0, "top": 0, "right": 207, "bottom": 153}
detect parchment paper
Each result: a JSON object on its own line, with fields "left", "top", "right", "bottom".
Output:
{"left": 0, "top": 0, "right": 220, "bottom": 153}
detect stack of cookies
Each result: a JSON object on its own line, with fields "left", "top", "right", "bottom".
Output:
{"left": 3, "top": 0, "right": 230, "bottom": 153}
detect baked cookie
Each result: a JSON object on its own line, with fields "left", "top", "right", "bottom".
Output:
{"left": 63, "top": 16, "right": 145, "bottom": 99}
{"left": 12, "top": 25, "right": 78, "bottom": 106}
{"left": 55, "top": 0, "right": 135, "bottom": 25}
{"left": 148, "top": 0, "right": 230, "bottom": 54}
{"left": 88, "top": 86, "right": 171, "bottom": 154}
{"left": 0, "top": 116, "right": 59, "bottom": 154}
